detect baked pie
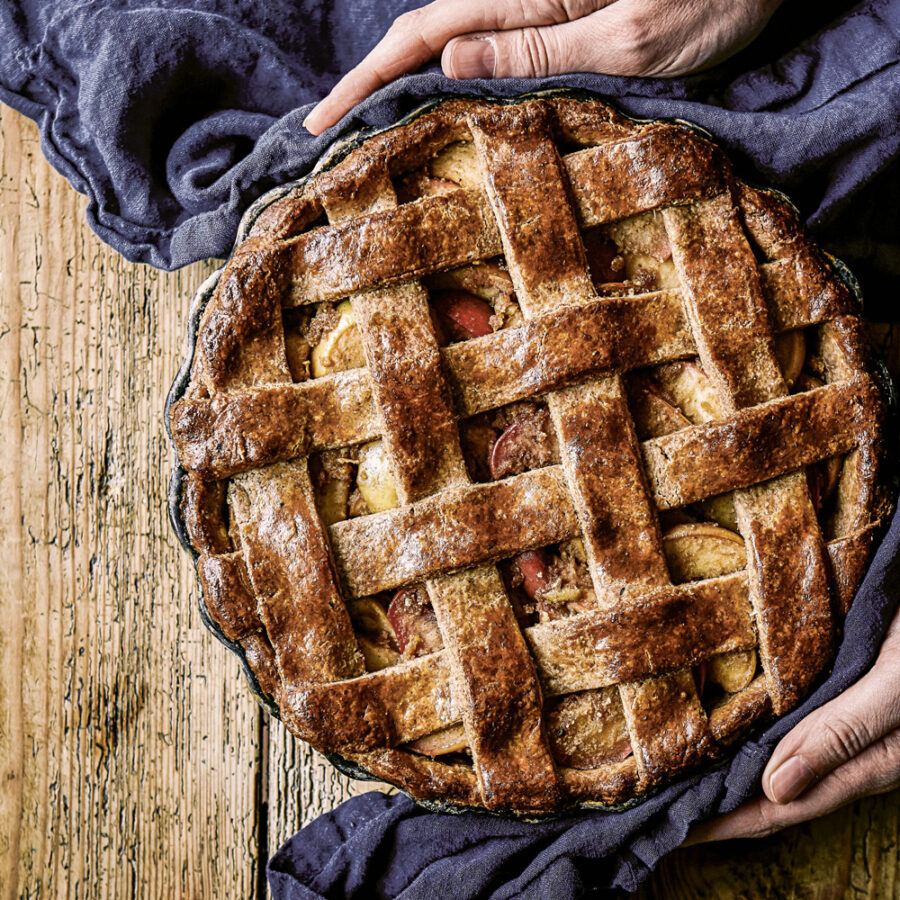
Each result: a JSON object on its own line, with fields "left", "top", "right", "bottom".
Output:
{"left": 167, "top": 94, "right": 892, "bottom": 815}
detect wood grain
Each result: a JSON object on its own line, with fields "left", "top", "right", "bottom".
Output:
{"left": 0, "top": 103, "right": 898, "bottom": 899}
{"left": 0, "top": 107, "right": 263, "bottom": 899}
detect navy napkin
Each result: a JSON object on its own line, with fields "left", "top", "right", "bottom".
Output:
{"left": 2, "top": 0, "right": 899, "bottom": 896}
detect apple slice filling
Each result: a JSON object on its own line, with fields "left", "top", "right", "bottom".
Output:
{"left": 425, "top": 260, "right": 522, "bottom": 341}
{"left": 584, "top": 209, "right": 679, "bottom": 294}
{"left": 386, "top": 585, "right": 445, "bottom": 660}
{"left": 346, "top": 597, "right": 401, "bottom": 671}
{"left": 504, "top": 540, "right": 596, "bottom": 624}
{"left": 459, "top": 401, "right": 559, "bottom": 483}
{"left": 310, "top": 440, "right": 399, "bottom": 526}
{"left": 348, "top": 585, "right": 446, "bottom": 675}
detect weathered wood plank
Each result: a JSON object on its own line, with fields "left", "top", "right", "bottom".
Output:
{"left": 0, "top": 108, "right": 262, "bottom": 899}
{"left": 267, "top": 720, "right": 394, "bottom": 840}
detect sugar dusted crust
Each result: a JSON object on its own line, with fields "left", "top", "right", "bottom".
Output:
{"left": 169, "top": 95, "right": 892, "bottom": 815}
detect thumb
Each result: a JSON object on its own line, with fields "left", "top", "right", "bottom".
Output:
{"left": 442, "top": 10, "right": 651, "bottom": 80}
{"left": 762, "top": 658, "right": 900, "bottom": 805}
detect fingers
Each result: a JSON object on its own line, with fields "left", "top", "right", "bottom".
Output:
{"left": 305, "top": 0, "right": 785, "bottom": 134}
{"left": 761, "top": 653, "right": 900, "bottom": 805}
{"left": 303, "top": 0, "right": 609, "bottom": 135}
{"left": 686, "top": 727, "right": 900, "bottom": 844}
{"left": 443, "top": 3, "right": 658, "bottom": 81}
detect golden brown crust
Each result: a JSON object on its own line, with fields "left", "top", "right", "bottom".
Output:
{"left": 565, "top": 126, "right": 728, "bottom": 228}
{"left": 330, "top": 466, "right": 579, "bottom": 598}
{"left": 229, "top": 461, "right": 365, "bottom": 687}
{"left": 644, "top": 380, "right": 880, "bottom": 510}
{"left": 469, "top": 102, "right": 595, "bottom": 315}
{"left": 527, "top": 572, "right": 755, "bottom": 695}
{"left": 664, "top": 195, "right": 786, "bottom": 410}
{"left": 735, "top": 474, "right": 833, "bottom": 714}
{"left": 551, "top": 380, "right": 669, "bottom": 603}
{"left": 665, "top": 190, "right": 836, "bottom": 715}
{"left": 197, "top": 552, "right": 258, "bottom": 642}
{"left": 428, "top": 566, "right": 560, "bottom": 811}
{"left": 168, "top": 95, "right": 891, "bottom": 815}
{"left": 182, "top": 473, "right": 230, "bottom": 555}
{"left": 620, "top": 671, "right": 714, "bottom": 784}
{"left": 827, "top": 525, "right": 882, "bottom": 616}
{"left": 282, "top": 652, "right": 458, "bottom": 749}
{"left": 239, "top": 631, "right": 281, "bottom": 700}
{"left": 170, "top": 369, "right": 380, "bottom": 478}
{"left": 350, "top": 282, "right": 469, "bottom": 502}
{"left": 709, "top": 676, "right": 771, "bottom": 743}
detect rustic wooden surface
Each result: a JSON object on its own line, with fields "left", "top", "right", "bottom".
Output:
{"left": 1, "top": 104, "right": 898, "bottom": 899}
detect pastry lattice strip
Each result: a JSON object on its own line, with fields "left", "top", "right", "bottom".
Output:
{"left": 314, "top": 158, "right": 559, "bottom": 809}
{"left": 173, "top": 97, "right": 887, "bottom": 812}
{"left": 172, "top": 284, "right": 854, "bottom": 480}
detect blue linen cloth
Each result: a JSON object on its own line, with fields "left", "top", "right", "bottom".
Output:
{"left": 2, "top": 0, "right": 898, "bottom": 896}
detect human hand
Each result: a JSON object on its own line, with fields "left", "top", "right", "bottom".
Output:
{"left": 686, "top": 606, "right": 900, "bottom": 844}
{"left": 303, "top": 0, "right": 783, "bottom": 135}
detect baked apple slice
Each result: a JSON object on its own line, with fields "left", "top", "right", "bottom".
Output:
{"left": 347, "top": 597, "right": 400, "bottom": 671}
{"left": 653, "top": 360, "right": 726, "bottom": 424}
{"left": 310, "top": 299, "right": 366, "bottom": 377}
{"left": 387, "top": 586, "right": 444, "bottom": 658}
{"left": 662, "top": 522, "right": 747, "bottom": 583}
{"left": 430, "top": 290, "right": 494, "bottom": 341}
{"left": 310, "top": 449, "right": 355, "bottom": 526}
{"left": 774, "top": 329, "right": 806, "bottom": 387}
{"left": 512, "top": 549, "right": 552, "bottom": 600}
{"left": 604, "top": 210, "right": 672, "bottom": 261}
{"left": 708, "top": 649, "right": 757, "bottom": 693}
{"left": 407, "top": 724, "right": 468, "bottom": 758}
{"left": 488, "top": 406, "right": 557, "bottom": 479}
{"left": 627, "top": 373, "right": 691, "bottom": 439}
{"left": 698, "top": 493, "right": 739, "bottom": 532}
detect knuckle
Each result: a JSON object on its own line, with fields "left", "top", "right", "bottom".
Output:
{"left": 820, "top": 715, "right": 872, "bottom": 765}
{"left": 860, "top": 732, "right": 900, "bottom": 787}
{"left": 561, "top": 0, "right": 600, "bottom": 19}
{"left": 754, "top": 802, "right": 785, "bottom": 838}
{"left": 389, "top": 7, "right": 427, "bottom": 37}
{"left": 514, "top": 28, "right": 555, "bottom": 77}
{"left": 598, "top": 17, "right": 655, "bottom": 75}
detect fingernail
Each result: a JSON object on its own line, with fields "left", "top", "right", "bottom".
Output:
{"left": 302, "top": 106, "right": 321, "bottom": 134}
{"left": 450, "top": 37, "right": 495, "bottom": 79}
{"left": 769, "top": 757, "right": 816, "bottom": 804}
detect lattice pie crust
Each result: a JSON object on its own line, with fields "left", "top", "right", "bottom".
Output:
{"left": 168, "top": 95, "right": 891, "bottom": 815}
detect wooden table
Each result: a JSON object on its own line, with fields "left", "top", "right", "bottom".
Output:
{"left": 1, "top": 104, "right": 898, "bottom": 899}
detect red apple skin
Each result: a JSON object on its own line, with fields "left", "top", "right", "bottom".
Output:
{"left": 489, "top": 419, "right": 527, "bottom": 480}
{"left": 513, "top": 550, "right": 551, "bottom": 600}
{"left": 386, "top": 587, "right": 442, "bottom": 656}
{"left": 488, "top": 408, "right": 555, "bottom": 480}
{"left": 431, "top": 290, "right": 493, "bottom": 341}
